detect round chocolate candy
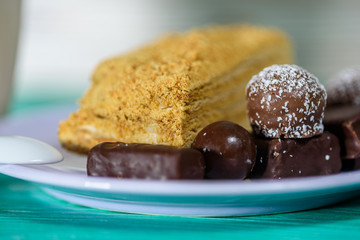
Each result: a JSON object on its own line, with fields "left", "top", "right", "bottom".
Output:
{"left": 192, "top": 121, "right": 256, "bottom": 179}
{"left": 327, "top": 66, "right": 360, "bottom": 106}
{"left": 246, "top": 64, "right": 327, "bottom": 138}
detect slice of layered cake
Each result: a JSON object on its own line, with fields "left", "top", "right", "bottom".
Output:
{"left": 58, "top": 25, "right": 293, "bottom": 153}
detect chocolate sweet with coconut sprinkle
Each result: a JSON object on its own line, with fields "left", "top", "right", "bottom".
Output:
{"left": 246, "top": 64, "right": 327, "bottom": 138}
{"left": 326, "top": 66, "right": 360, "bottom": 106}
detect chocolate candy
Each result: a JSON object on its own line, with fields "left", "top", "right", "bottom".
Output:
{"left": 326, "top": 66, "right": 360, "bottom": 106}
{"left": 192, "top": 121, "right": 256, "bottom": 179}
{"left": 324, "top": 66, "right": 360, "bottom": 170}
{"left": 342, "top": 158, "right": 360, "bottom": 171}
{"left": 249, "top": 132, "right": 341, "bottom": 179}
{"left": 87, "top": 142, "right": 205, "bottom": 180}
{"left": 246, "top": 64, "right": 326, "bottom": 138}
{"left": 324, "top": 106, "right": 360, "bottom": 159}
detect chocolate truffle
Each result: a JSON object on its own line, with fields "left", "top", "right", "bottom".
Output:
{"left": 246, "top": 64, "right": 327, "bottom": 138}
{"left": 192, "top": 121, "right": 256, "bottom": 179}
{"left": 327, "top": 66, "right": 360, "bottom": 106}
{"left": 249, "top": 132, "right": 341, "bottom": 179}
{"left": 87, "top": 142, "right": 205, "bottom": 180}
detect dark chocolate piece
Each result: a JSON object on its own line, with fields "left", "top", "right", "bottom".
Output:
{"left": 324, "top": 106, "right": 360, "bottom": 159}
{"left": 341, "top": 158, "right": 360, "bottom": 171}
{"left": 249, "top": 132, "right": 341, "bottom": 179}
{"left": 87, "top": 142, "right": 205, "bottom": 180}
{"left": 355, "top": 158, "right": 360, "bottom": 170}
{"left": 192, "top": 121, "right": 256, "bottom": 179}
{"left": 246, "top": 64, "right": 326, "bottom": 138}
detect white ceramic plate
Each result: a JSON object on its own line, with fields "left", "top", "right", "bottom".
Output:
{"left": 1, "top": 105, "right": 360, "bottom": 217}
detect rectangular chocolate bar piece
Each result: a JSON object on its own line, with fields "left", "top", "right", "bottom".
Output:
{"left": 87, "top": 142, "right": 205, "bottom": 180}
{"left": 249, "top": 132, "right": 341, "bottom": 179}
{"left": 324, "top": 106, "right": 360, "bottom": 159}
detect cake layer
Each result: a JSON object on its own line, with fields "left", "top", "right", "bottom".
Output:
{"left": 58, "top": 25, "right": 293, "bottom": 153}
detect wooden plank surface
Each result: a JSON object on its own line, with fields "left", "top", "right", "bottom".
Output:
{"left": 1, "top": 174, "right": 360, "bottom": 239}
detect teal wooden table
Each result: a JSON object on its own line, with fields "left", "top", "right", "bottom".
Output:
{"left": 2, "top": 173, "right": 360, "bottom": 239}
{"left": 1, "top": 95, "right": 360, "bottom": 239}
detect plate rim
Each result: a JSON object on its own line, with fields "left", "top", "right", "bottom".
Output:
{"left": 1, "top": 163, "right": 360, "bottom": 196}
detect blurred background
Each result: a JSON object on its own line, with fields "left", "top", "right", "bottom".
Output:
{"left": 5, "top": 0, "right": 360, "bottom": 112}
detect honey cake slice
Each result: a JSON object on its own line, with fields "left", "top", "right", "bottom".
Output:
{"left": 58, "top": 25, "right": 293, "bottom": 153}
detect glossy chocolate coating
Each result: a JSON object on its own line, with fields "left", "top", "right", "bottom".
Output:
{"left": 324, "top": 105, "right": 360, "bottom": 159}
{"left": 192, "top": 121, "right": 256, "bottom": 179}
{"left": 246, "top": 64, "right": 326, "bottom": 138}
{"left": 249, "top": 132, "right": 341, "bottom": 179}
{"left": 87, "top": 142, "right": 205, "bottom": 180}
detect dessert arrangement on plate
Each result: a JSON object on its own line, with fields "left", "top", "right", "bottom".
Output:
{"left": 58, "top": 24, "right": 360, "bottom": 181}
